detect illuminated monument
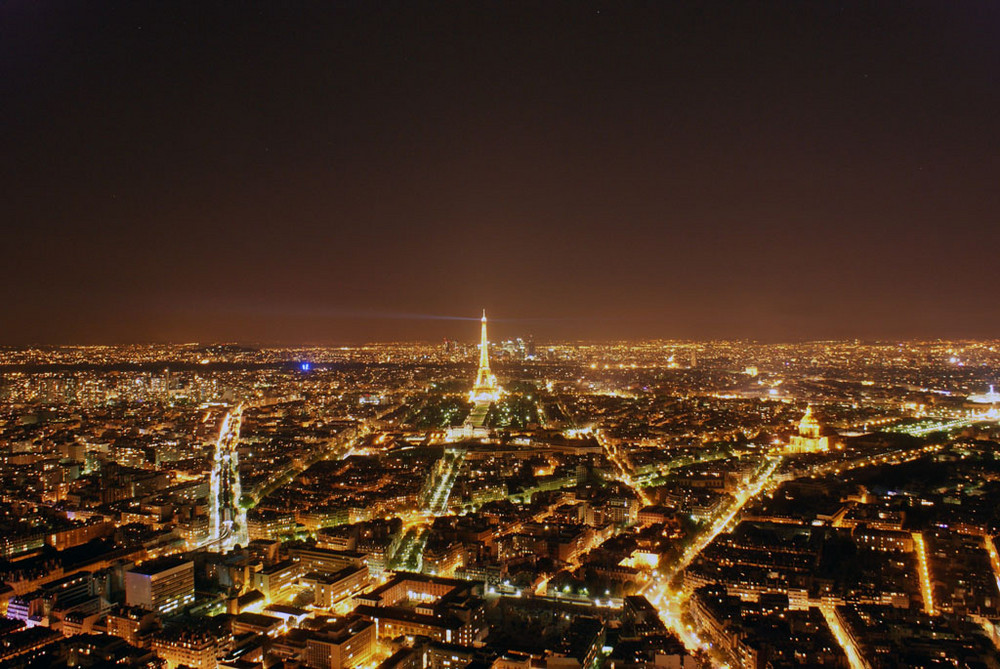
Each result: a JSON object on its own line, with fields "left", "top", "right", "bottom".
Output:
{"left": 469, "top": 310, "right": 501, "bottom": 403}
{"left": 787, "top": 405, "right": 830, "bottom": 453}
{"left": 447, "top": 311, "right": 501, "bottom": 441}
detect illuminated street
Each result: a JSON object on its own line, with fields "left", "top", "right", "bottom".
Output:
{"left": 913, "top": 532, "right": 937, "bottom": 617}
{"left": 819, "top": 604, "right": 866, "bottom": 669}
{"left": 207, "top": 405, "right": 247, "bottom": 551}
{"left": 636, "top": 456, "right": 783, "bottom": 664}
{"left": 985, "top": 534, "right": 1000, "bottom": 595}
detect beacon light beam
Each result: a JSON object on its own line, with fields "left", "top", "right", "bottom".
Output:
{"left": 173, "top": 300, "right": 483, "bottom": 322}
{"left": 171, "top": 300, "right": 606, "bottom": 324}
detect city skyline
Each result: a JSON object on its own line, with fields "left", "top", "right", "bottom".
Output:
{"left": 3, "top": 3, "right": 1000, "bottom": 667}
{"left": 2, "top": 336, "right": 1000, "bottom": 668}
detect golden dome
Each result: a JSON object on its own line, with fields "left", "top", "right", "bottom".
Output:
{"left": 798, "top": 405, "right": 821, "bottom": 437}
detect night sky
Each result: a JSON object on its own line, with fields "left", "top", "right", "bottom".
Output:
{"left": 2, "top": 1, "right": 999, "bottom": 344}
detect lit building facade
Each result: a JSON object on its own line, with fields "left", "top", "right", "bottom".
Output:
{"left": 125, "top": 557, "right": 195, "bottom": 615}
{"left": 151, "top": 631, "right": 217, "bottom": 669}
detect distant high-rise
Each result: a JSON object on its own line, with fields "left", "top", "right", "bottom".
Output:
{"left": 470, "top": 310, "right": 501, "bottom": 403}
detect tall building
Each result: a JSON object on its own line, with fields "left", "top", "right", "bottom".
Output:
{"left": 250, "top": 558, "right": 300, "bottom": 602}
{"left": 469, "top": 310, "right": 501, "bottom": 404}
{"left": 125, "top": 557, "right": 195, "bottom": 615}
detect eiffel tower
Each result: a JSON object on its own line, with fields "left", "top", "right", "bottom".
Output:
{"left": 469, "top": 310, "right": 501, "bottom": 403}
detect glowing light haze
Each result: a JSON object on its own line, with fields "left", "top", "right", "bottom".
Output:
{"left": 1, "top": 2, "right": 998, "bottom": 343}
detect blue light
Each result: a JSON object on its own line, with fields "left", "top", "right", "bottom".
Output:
{"left": 300, "top": 362, "right": 311, "bottom": 371}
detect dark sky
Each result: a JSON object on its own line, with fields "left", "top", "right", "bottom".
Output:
{"left": 2, "top": 1, "right": 999, "bottom": 344}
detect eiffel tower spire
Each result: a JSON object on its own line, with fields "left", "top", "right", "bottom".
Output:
{"left": 478, "top": 309, "right": 490, "bottom": 372}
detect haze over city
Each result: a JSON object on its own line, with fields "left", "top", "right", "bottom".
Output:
{"left": 3, "top": 1, "right": 999, "bottom": 344}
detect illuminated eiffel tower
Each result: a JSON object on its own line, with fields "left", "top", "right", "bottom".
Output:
{"left": 469, "top": 310, "right": 501, "bottom": 403}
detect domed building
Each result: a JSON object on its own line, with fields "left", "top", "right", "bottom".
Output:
{"left": 787, "top": 405, "right": 830, "bottom": 453}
